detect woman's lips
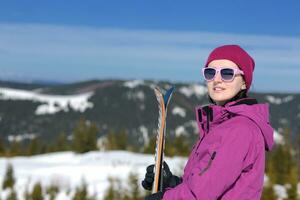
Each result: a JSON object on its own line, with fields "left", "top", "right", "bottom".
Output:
{"left": 213, "top": 87, "right": 225, "bottom": 93}
{"left": 213, "top": 86, "right": 225, "bottom": 91}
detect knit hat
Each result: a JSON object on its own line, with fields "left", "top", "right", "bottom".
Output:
{"left": 205, "top": 45, "right": 255, "bottom": 91}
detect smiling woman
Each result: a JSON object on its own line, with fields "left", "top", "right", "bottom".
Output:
{"left": 203, "top": 45, "right": 253, "bottom": 106}
{"left": 142, "top": 45, "right": 274, "bottom": 200}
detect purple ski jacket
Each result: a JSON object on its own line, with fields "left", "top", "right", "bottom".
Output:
{"left": 163, "top": 98, "right": 274, "bottom": 200}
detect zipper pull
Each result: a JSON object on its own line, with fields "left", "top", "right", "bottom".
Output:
{"left": 199, "top": 151, "right": 217, "bottom": 176}
{"left": 211, "top": 151, "right": 216, "bottom": 160}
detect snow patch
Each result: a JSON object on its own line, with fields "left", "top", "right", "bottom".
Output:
{"left": 136, "top": 91, "right": 145, "bottom": 101}
{"left": 123, "top": 80, "right": 145, "bottom": 88}
{"left": 274, "top": 130, "right": 284, "bottom": 144}
{"left": 97, "top": 137, "right": 107, "bottom": 151}
{"left": 139, "top": 126, "right": 149, "bottom": 145}
{"left": 175, "top": 121, "right": 199, "bottom": 136}
{"left": 187, "top": 120, "right": 199, "bottom": 134}
{"left": 283, "top": 95, "right": 294, "bottom": 103}
{"left": 279, "top": 118, "right": 288, "bottom": 125}
{"left": 172, "top": 106, "right": 186, "bottom": 117}
{"left": 265, "top": 95, "right": 294, "bottom": 105}
{"left": 126, "top": 90, "right": 145, "bottom": 101}
{"left": 179, "top": 84, "right": 207, "bottom": 98}
{"left": 149, "top": 83, "right": 157, "bottom": 90}
{"left": 265, "top": 96, "right": 282, "bottom": 104}
{"left": 175, "top": 126, "right": 187, "bottom": 137}
{"left": 274, "top": 184, "right": 287, "bottom": 200}
{"left": 0, "top": 87, "right": 94, "bottom": 115}
{"left": 139, "top": 104, "right": 145, "bottom": 110}
{"left": 8, "top": 134, "right": 36, "bottom": 142}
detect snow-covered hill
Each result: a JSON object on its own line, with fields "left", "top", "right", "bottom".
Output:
{"left": 0, "top": 151, "right": 187, "bottom": 200}
{"left": 0, "top": 87, "right": 94, "bottom": 115}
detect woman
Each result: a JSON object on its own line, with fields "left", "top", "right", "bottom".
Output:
{"left": 142, "top": 45, "right": 274, "bottom": 200}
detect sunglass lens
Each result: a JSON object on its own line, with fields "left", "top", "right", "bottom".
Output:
{"left": 204, "top": 68, "right": 216, "bottom": 80}
{"left": 221, "top": 68, "right": 234, "bottom": 81}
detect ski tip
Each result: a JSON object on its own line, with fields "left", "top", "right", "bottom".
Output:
{"left": 163, "top": 86, "right": 175, "bottom": 106}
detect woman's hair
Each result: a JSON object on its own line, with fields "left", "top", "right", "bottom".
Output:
{"left": 208, "top": 89, "right": 248, "bottom": 106}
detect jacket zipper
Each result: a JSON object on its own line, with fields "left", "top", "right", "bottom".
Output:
{"left": 199, "top": 151, "right": 217, "bottom": 175}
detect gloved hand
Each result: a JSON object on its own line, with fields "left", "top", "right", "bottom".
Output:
{"left": 144, "top": 192, "right": 163, "bottom": 200}
{"left": 141, "top": 161, "right": 182, "bottom": 191}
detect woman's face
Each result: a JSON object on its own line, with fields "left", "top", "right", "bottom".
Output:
{"left": 206, "top": 59, "right": 246, "bottom": 106}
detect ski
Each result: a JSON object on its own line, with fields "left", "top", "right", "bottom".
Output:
{"left": 152, "top": 86, "right": 175, "bottom": 193}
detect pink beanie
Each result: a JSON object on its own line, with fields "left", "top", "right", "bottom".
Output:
{"left": 205, "top": 45, "right": 255, "bottom": 91}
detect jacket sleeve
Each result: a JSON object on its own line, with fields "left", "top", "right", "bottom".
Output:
{"left": 163, "top": 125, "right": 255, "bottom": 200}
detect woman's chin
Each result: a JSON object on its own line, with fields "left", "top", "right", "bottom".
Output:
{"left": 210, "top": 93, "right": 232, "bottom": 103}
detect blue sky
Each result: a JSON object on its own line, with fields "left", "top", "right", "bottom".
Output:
{"left": 0, "top": 1, "right": 300, "bottom": 92}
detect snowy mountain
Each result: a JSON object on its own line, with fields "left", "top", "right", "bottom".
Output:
{"left": 0, "top": 79, "right": 298, "bottom": 146}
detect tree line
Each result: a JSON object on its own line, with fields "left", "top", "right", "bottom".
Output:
{"left": 0, "top": 118, "right": 195, "bottom": 157}
{"left": 1, "top": 162, "right": 147, "bottom": 200}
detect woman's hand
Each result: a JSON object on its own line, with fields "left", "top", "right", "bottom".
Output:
{"left": 141, "top": 161, "right": 182, "bottom": 191}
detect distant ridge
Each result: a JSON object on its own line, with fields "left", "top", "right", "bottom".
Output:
{"left": 0, "top": 79, "right": 299, "bottom": 147}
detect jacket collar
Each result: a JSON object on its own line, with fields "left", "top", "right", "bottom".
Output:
{"left": 225, "top": 98, "right": 258, "bottom": 107}
{"left": 196, "top": 98, "right": 258, "bottom": 135}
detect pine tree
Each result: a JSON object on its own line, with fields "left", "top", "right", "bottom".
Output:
{"left": 286, "top": 164, "right": 299, "bottom": 200}
{"left": 24, "top": 187, "right": 31, "bottom": 200}
{"left": 262, "top": 148, "right": 281, "bottom": 200}
{"left": 31, "top": 182, "right": 43, "bottom": 200}
{"left": 6, "top": 189, "right": 18, "bottom": 200}
{"left": 261, "top": 182, "right": 278, "bottom": 200}
{"left": 294, "top": 130, "right": 300, "bottom": 183}
{"left": 72, "top": 179, "right": 96, "bottom": 200}
{"left": 175, "top": 135, "right": 191, "bottom": 156}
{"left": 272, "top": 143, "right": 294, "bottom": 184}
{"left": 72, "top": 118, "right": 98, "bottom": 153}
{"left": 143, "top": 137, "right": 156, "bottom": 154}
{"left": 103, "top": 177, "right": 115, "bottom": 200}
{"left": 105, "top": 130, "right": 120, "bottom": 150}
{"left": 266, "top": 127, "right": 300, "bottom": 200}
{"left": 0, "top": 138, "right": 5, "bottom": 156}
{"left": 116, "top": 129, "right": 128, "bottom": 150}
{"left": 2, "top": 163, "right": 15, "bottom": 190}
{"left": 85, "top": 123, "right": 98, "bottom": 152}
{"left": 27, "top": 138, "right": 42, "bottom": 155}
{"left": 56, "top": 132, "right": 69, "bottom": 151}
{"left": 262, "top": 163, "right": 278, "bottom": 200}
{"left": 123, "top": 173, "right": 143, "bottom": 200}
{"left": 46, "top": 184, "right": 59, "bottom": 200}
{"left": 265, "top": 154, "right": 277, "bottom": 187}
{"left": 165, "top": 135, "right": 191, "bottom": 157}
{"left": 164, "top": 137, "right": 175, "bottom": 157}
{"left": 9, "top": 140, "right": 21, "bottom": 156}
{"left": 72, "top": 181, "right": 88, "bottom": 200}
{"left": 104, "top": 129, "right": 131, "bottom": 151}
{"left": 103, "top": 177, "right": 122, "bottom": 200}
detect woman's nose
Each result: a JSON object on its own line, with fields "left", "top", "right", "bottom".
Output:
{"left": 214, "top": 71, "right": 222, "bottom": 82}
